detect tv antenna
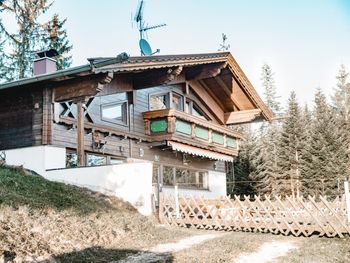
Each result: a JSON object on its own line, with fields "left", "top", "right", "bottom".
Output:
{"left": 218, "top": 33, "right": 230, "bottom": 52}
{"left": 133, "top": 0, "right": 166, "bottom": 56}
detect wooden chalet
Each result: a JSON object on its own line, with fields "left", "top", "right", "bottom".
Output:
{"left": 0, "top": 51, "right": 272, "bottom": 206}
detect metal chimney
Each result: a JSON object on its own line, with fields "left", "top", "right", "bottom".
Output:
{"left": 33, "top": 49, "right": 59, "bottom": 76}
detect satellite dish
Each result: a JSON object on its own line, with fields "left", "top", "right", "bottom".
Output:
{"left": 139, "top": 39, "right": 152, "bottom": 56}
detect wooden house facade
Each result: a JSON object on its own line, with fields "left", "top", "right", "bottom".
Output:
{"left": 0, "top": 52, "right": 272, "bottom": 211}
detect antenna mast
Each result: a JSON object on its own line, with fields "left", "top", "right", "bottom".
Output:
{"left": 133, "top": 0, "right": 167, "bottom": 56}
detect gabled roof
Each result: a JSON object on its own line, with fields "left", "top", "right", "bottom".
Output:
{"left": 0, "top": 52, "right": 273, "bottom": 121}
{"left": 90, "top": 52, "right": 229, "bottom": 73}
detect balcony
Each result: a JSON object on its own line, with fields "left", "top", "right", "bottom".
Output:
{"left": 143, "top": 109, "right": 242, "bottom": 156}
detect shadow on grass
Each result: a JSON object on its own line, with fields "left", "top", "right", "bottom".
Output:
{"left": 0, "top": 166, "right": 136, "bottom": 214}
{"left": 35, "top": 246, "right": 173, "bottom": 263}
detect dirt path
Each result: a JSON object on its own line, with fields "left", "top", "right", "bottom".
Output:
{"left": 232, "top": 240, "right": 298, "bottom": 263}
{"left": 116, "top": 233, "right": 221, "bottom": 263}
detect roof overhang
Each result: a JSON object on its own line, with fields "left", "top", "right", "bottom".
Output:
{"left": 0, "top": 52, "right": 273, "bottom": 122}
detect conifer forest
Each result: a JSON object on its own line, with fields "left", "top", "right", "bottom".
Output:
{"left": 228, "top": 64, "right": 350, "bottom": 199}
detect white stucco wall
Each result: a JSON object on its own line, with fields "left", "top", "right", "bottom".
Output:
{"left": 45, "top": 163, "right": 153, "bottom": 215}
{"left": 3, "top": 146, "right": 153, "bottom": 215}
{"left": 2, "top": 146, "right": 227, "bottom": 214}
{"left": 161, "top": 170, "right": 227, "bottom": 199}
{"left": 4, "top": 146, "right": 66, "bottom": 174}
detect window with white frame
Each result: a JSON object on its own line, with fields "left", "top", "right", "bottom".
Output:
{"left": 101, "top": 101, "right": 128, "bottom": 125}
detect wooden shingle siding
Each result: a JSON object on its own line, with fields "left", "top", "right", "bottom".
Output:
{"left": 0, "top": 88, "right": 43, "bottom": 150}
{"left": 51, "top": 81, "right": 224, "bottom": 171}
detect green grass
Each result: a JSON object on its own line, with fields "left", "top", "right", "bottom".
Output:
{"left": 0, "top": 166, "right": 120, "bottom": 213}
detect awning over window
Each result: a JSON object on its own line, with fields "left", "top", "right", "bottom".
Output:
{"left": 168, "top": 141, "right": 234, "bottom": 162}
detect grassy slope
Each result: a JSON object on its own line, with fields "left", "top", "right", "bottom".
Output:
{"left": 0, "top": 166, "right": 191, "bottom": 262}
{"left": 0, "top": 166, "right": 119, "bottom": 213}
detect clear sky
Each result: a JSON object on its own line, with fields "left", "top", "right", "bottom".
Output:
{"left": 6, "top": 0, "right": 350, "bottom": 107}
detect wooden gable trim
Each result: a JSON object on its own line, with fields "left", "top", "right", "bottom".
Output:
{"left": 187, "top": 80, "right": 225, "bottom": 124}
{"left": 225, "top": 109, "right": 262, "bottom": 125}
{"left": 226, "top": 54, "right": 273, "bottom": 121}
{"left": 53, "top": 72, "right": 114, "bottom": 102}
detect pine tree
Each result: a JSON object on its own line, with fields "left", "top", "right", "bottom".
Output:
{"left": 249, "top": 124, "right": 281, "bottom": 195}
{"left": 0, "top": 0, "right": 53, "bottom": 79}
{"left": 230, "top": 130, "right": 257, "bottom": 196}
{"left": 0, "top": 23, "right": 11, "bottom": 82}
{"left": 303, "top": 90, "right": 347, "bottom": 197}
{"left": 261, "top": 63, "right": 282, "bottom": 114}
{"left": 332, "top": 64, "right": 350, "bottom": 120}
{"left": 331, "top": 65, "right": 350, "bottom": 181}
{"left": 42, "top": 14, "right": 72, "bottom": 70}
{"left": 298, "top": 104, "right": 313, "bottom": 195}
{"left": 276, "top": 91, "right": 303, "bottom": 196}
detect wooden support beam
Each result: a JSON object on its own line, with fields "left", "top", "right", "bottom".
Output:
{"left": 186, "top": 62, "right": 227, "bottom": 80}
{"left": 214, "top": 76, "right": 243, "bottom": 110}
{"left": 167, "top": 66, "right": 183, "bottom": 82}
{"left": 187, "top": 80, "right": 225, "bottom": 124}
{"left": 133, "top": 67, "right": 185, "bottom": 89}
{"left": 53, "top": 72, "right": 114, "bottom": 102}
{"left": 225, "top": 109, "right": 262, "bottom": 124}
{"left": 77, "top": 100, "right": 86, "bottom": 166}
{"left": 198, "top": 80, "right": 226, "bottom": 112}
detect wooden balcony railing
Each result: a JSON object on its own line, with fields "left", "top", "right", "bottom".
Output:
{"left": 143, "top": 109, "right": 242, "bottom": 155}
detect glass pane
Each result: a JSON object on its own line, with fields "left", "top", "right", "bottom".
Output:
{"left": 152, "top": 165, "right": 159, "bottom": 184}
{"left": 163, "top": 166, "right": 174, "bottom": 186}
{"left": 110, "top": 159, "right": 123, "bottom": 165}
{"left": 172, "top": 94, "right": 183, "bottom": 111}
{"left": 192, "top": 105, "right": 206, "bottom": 119}
{"left": 188, "top": 170, "right": 197, "bottom": 187}
{"left": 86, "top": 154, "right": 107, "bottom": 166}
{"left": 66, "top": 152, "right": 77, "bottom": 168}
{"left": 200, "top": 172, "right": 209, "bottom": 189}
{"left": 150, "top": 94, "right": 168, "bottom": 110}
{"left": 102, "top": 104, "right": 123, "bottom": 120}
{"left": 185, "top": 101, "right": 191, "bottom": 113}
{"left": 176, "top": 168, "right": 189, "bottom": 186}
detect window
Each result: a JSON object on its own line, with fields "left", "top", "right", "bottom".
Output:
{"left": 86, "top": 154, "right": 107, "bottom": 166}
{"left": 150, "top": 93, "right": 169, "bottom": 111}
{"left": 185, "top": 100, "right": 191, "bottom": 114}
{"left": 192, "top": 103, "right": 206, "bottom": 119}
{"left": 172, "top": 93, "right": 183, "bottom": 111}
{"left": 101, "top": 101, "right": 127, "bottom": 125}
{"left": 185, "top": 99, "right": 210, "bottom": 120}
{"left": 161, "top": 165, "right": 208, "bottom": 189}
{"left": 110, "top": 158, "right": 124, "bottom": 165}
{"left": 149, "top": 92, "right": 184, "bottom": 111}
{"left": 163, "top": 166, "right": 175, "bottom": 186}
{"left": 66, "top": 151, "right": 124, "bottom": 168}
{"left": 66, "top": 151, "right": 78, "bottom": 168}
{"left": 152, "top": 165, "right": 160, "bottom": 184}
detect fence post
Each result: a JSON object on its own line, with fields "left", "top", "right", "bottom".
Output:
{"left": 174, "top": 184, "right": 180, "bottom": 219}
{"left": 344, "top": 181, "right": 350, "bottom": 223}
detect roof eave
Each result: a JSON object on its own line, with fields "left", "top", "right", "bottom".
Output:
{"left": 0, "top": 64, "right": 91, "bottom": 91}
{"left": 226, "top": 53, "right": 274, "bottom": 121}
